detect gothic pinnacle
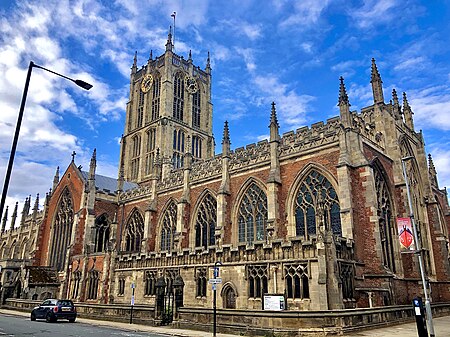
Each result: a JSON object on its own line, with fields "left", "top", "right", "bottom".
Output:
{"left": 166, "top": 26, "right": 173, "bottom": 51}
{"left": 131, "top": 51, "right": 137, "bottom": 73}
{"left": 188, "top": 50, "right": 192, "bottom": 61}
{"left": 149, "top": 50, "right": 153, "bottom": 61}
{"left": 222, "top": 121, "right": 230, "bottom": 144}
{"left": 11, "top": 201, "right": 18, "bottom": 229}
{"left": 370, "top": 58, "right": 384, "bottom": 104}
{"left": 269, "top": 102, "right": 279, "bottom": 127}
{"left": 338, "top": 76, "right": 350, "bottom": 106}
{"left": 370, "top": 58, "right": 382, "bottom": 83}
{"left": 1, "top": 205, "right": 8, "bottom": 233}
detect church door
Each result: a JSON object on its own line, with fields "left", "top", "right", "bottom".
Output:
{"left": 223, "top": 286, "right": 236, "bottom": 309}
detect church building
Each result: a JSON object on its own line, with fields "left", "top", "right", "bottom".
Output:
{"left": 1, "top": 29, "right": 450, "bottom": 318}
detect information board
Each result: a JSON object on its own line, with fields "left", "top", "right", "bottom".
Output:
{"left": 263, "top": 295, "right": 285, "bottom": 311}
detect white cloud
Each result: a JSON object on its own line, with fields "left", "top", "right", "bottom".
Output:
{"left": 351, "top": 0, "right": 399, "bottom": 29}
{"left": 279, "top": 0, "right": 331, "bottom": 29}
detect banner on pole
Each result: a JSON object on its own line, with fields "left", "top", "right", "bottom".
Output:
{"left": 397, "top": 217, "right": 415, "bottom": 250}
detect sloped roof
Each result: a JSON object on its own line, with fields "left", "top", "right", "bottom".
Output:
{"left": 81, "top": 171, "right": 138, "bottom": 193}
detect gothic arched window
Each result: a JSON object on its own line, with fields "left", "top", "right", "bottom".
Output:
{"left": 71, "top": 271, "right": 81, "bottom": 299}
{"left": 192, "top": 91, "right": 201, "bottom": 128}
{"left": 87, "top": 270, "right": 99, "bottom": 300}
{"left": 192, "top": 135, "right": 202, "bottom": 159}
{"left": 161, "top": 202, "right": 177, "bottom": 252}
{"left": 49, "top": 188, "right": 74, "bottom": 271}
{"left": 237, "top": 183, "right": 268, "bottom": 245}
{"left": 294, "top": 170, "right": 341, "bottom": 238}
{"left": 131, "top": 135, "right": 141, "bottom": 180}
{"left": 137, "top": 89, "right": 144, "bottom": 128}
{"left": 173, "top": 73, "right": 184, "bottom": 121}
{"left": 172, "top": 129, "right": 185, "bottom": 168}
{"left": 123, "top": 210, "right": 144, "bottom": 252}
{"left": 94, "top": 214, "right": 110, "bottom": 253}
{"left": 195, "top": 193, "right": 217, "bottom": 249}
{"left": 145, "top": 129, "right": 156, "bottom": 176}
{"left": 374, "top": 166, "right": 395, "bottom": 272}
{"left": 151, "top": 76, "right": 161, "bottom": 121}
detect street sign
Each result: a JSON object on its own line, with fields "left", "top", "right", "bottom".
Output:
{"left": 208, "top": 278, "right": 222, "bottom": 284}
{"left": 212, "top": 284, "right": 217, "bottom": 291}
{"left": 214, "top": 267, "right": 219, "bottom": 278}
{"left": 131, "top": 283, "right": 135, "bottom": 289}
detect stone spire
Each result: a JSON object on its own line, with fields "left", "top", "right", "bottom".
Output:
{"left": 269, "top": 102, "right": 280, "bottom": 142}
{"left": 222, "top": 121, "right": 230, "bottom": 156}
{"left": 206, "top": 51, "right": 211, "bottom": 74}
{"left": 392, "top": 89, "right": 401, "bottom": 120}
{"left": 11, "top": 201, "right": 18, "bottom": 229}
{"left": 188, "top": 50, "right": 192, "bottom": 62}
{"left": 403, "top": 92, "right": 414, "bottom": 130}
{"left": 87, "top": 149, "right": 97, "bottom": 211}
{"left": 131, "top": 51, "right": 137, "bottom": 74}
{"left": 1, "top": 206, "right": 8, "bottom": 233}
{"left": 370, "top": 58, "right": 384, "bottom": 104}
{"left": 338, "top": 77, "right": 351, "bottom": 127}
{"left": 165, "top": 26, "right": 173, "bottom": 51}
{"left": 428, "top": 154, "right": 438, "bottom": 188}
{"left": 149, "top": 50, "right": 153, "bottom": 61}
{"left": 52, "top": 166, "right": 60, "bottom": 193}
{"left": 32, "top": 193, "right": 39, "bottom": 222}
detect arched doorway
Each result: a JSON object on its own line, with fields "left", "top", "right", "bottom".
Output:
{"left": 222, "top": 284, "right": 237, "bottom": 309}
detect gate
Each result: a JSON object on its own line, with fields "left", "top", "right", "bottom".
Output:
{"left": 155, "top": 274, "right": 184, "bottom": 325}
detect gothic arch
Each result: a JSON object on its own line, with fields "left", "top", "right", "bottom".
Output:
{"left": 286, "top": 164, "right": 341, "bottom": 239}
{"left": 221, "top": 281, "right": 238, "bottom": 309}
{"left": 157, "top": 199, "right": 178, "bottom": 252}
{"left": 231, "top": 177, "right": 268, "bottom": 245}
{"left": 19, "top": 237, "right": 28, "bottom": 260}
{"left": 189, "top": 189, "right": 217, "bottom": 249}
{"left": 122, "top": 208, "right": 144, "bottom": 253}
{"left": 0, "top": 242, "right": 6, "bottom": 259}
{"left": 10, "top": 240, "right": 17, "bottom": 259}
{"left": 371, "top": 158, "right": 398, "bottom": 272}
{"left": 49, "top": 187, "right": 74, "bottom": 271}
{"left": 94, "top": 213, "right": 110, "bottom": 253}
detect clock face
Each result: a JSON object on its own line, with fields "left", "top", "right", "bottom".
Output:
{"left": 141, "top": 74, "right": 153, "bottom": 93}
{"left": 184, "top": 75, "right": 198, "bottom": 94}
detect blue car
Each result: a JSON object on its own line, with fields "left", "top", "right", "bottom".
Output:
{"left": 31, "top": 299, "right": 77, "bottom": 323}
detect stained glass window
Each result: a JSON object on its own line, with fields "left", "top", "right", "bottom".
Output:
{"left": 123, "top": 209, "right": 144, "bottom": 252}
{"left": 238, "top": 183, "right": 268, "bottom": 245}
{"left": 195, "top": 193, "right": 217, "bottom": 248}
{"left": 161, "top": 202, "right": 177, "bottom": 251}
{"left": 294, "top": 170, "right": 341, "bottom": 237}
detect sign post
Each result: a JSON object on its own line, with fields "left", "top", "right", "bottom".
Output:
{"left": 130, "top": 282, "right": 135, "bottom": 324}
{"left": 211, "top": 261, "right": 222, "bottom": 337}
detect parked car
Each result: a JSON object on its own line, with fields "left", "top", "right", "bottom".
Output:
{"left": 30, "top": 299, "right": 76, "bottom": 323}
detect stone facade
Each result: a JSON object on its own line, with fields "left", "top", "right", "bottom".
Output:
{"left": 1, "top": 34, "right": 450, "bottom": 321}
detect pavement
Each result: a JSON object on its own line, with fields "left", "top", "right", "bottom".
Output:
{"left": 1, "top": 308, "right": 449, "bottom": 336}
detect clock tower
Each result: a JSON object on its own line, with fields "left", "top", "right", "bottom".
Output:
{"left": 119, "top": 28, "right": 214, "bottom": 184}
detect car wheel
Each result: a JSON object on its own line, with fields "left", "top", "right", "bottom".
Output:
{"left": 68, "top": 318, "right": 76, "bottom": 323}
{"left": 30, "top": 312, "right": 36, "bottom": 321}
{"left": 46, "top": 313, "right": 54, "bottom": 323}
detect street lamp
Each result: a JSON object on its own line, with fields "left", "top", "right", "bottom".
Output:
{"left": 401, "top": 156, "right": 435, "bottom": 337}
{"left": 0, "top": 61, "right": 92, "bottom": 223}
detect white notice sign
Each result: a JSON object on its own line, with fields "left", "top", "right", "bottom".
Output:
{"left": 263, "top": 295, "right": 285, "bottom": 311}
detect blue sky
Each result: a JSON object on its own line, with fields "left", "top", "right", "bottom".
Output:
{"left": 1, "top": 0, "right": 450, "bottom": 222}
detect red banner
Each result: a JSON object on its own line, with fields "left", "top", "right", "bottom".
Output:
{"left": 397, "top": 217, "right": 415, "bottom": 250}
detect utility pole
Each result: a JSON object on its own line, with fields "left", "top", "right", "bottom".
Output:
{"left": 401, "top": 156, "right": 435, "bottom": 337}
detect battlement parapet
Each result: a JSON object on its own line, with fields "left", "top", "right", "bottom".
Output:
{"left": 119, "top": 185, "right": 153, "bottom": 202}
{"left": 280, "top": 116, "right": 341, "bottom": 157}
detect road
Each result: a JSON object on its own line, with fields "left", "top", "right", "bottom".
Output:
{"left": 0, "top": 313, "right": 168, "bottom": 337}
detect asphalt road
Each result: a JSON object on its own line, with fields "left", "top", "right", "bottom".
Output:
{"left": 0, "top": 313, "right": 169, "bottom": 337}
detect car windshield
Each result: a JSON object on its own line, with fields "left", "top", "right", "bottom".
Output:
{"left": 57, "top": 300, "right": 73, "bottom": 306}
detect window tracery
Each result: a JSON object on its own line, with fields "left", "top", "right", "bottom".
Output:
{"left": 374, "top": 165, "right": 395, "bottom": 272}
{"left": 195, "top": 193, "right": 217, "bottom": 249}
{"left": 196, "top": 268, "right": 207, "bottom": 297}
{"left": 87, "top": 270, "right": 99, "bottom": 300}
{"left": 294, "top": 170, "right": 341, "bottom": 238}
{"left": 284, "top": 264, "right": 309, "bottom": 299}
{"left": 172, "top": 129, "right": 185, "bottom": 168}
{"left": 123, "top": 210, "right": 144, "bottom": 252}
{"left": 238, "top": 183, "right": 268, "bottom": 245}
{"left": 192, "top": 91, "right": 200, "bottom": 128}
{"left": 94, "top": 214, "right": 110, "bottom": 253}
{"left": 49, "top": 188, "right": 73, "bottom": 271}
{"left": 173, "top": 73, "right": 184, "bottom": 121}
{"left": 247, "top": 265, "right": 268, "bottom": 298}
{"left": 151, "top": 76, "right": 161, "bottom": 121}
{"left": 161, "top": 202, "right": 177, "bottom": 252}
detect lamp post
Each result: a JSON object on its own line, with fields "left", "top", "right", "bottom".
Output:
{"left": 0, "top": 61, "right": 92, "bottom": 222}
{"left": 401, "top": 156, "right": 435, "bottom": 337}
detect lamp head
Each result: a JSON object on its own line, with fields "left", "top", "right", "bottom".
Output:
{"left": 75, "top": 79, "right": 93, "bottom": 90}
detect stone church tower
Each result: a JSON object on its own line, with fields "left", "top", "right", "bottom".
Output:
{"left": 119, "top": 28, "right": 214, "bottom": 184}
